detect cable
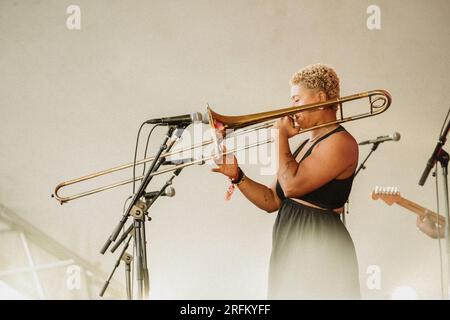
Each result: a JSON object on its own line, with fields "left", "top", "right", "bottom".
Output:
{"left": 122, "top": 195, "right": 133, "bottom": 214}
{"left": 131, "top": 233, "right": 135, "bottom": 298}
{"left": 142, "top": 124, "right": 161, "bottom": 176}
{"left": 115, "top": 122, "right": 162, "bottom": 299}
{"left": 435, "top": 106, "right": 449, "bottom": 299}
{"left": 132, "top": 122, "right": 146, "bottom": 195}
{"left": 132, "top": 123, "right": 160, "bottom": 195}
{"left": 434, "top": 163, "right": 445, "bottom": 299}
{"left": 129, "top": 123, "right": 161, "bottom": 299}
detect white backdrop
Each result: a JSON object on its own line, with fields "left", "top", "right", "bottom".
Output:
{"left": 1, "top": 0, "right": 450, "bottom": 299}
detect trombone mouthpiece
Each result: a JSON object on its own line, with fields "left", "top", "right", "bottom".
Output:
{"left": 202, "top": 112, "right": 210, "bottom": 124}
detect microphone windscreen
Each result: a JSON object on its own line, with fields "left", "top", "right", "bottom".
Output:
{"left": 165, "top": 186, "right": 176, "bottom": 197}
{"left": 202, "top": 112, "right": 210, "bottom": 124}
{"left": 191, "top": 112, "right": 203, "bottom": 123}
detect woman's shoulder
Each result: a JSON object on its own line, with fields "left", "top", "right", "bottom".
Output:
{"left": 338, "top": 127, "right": 357, "bottom": 145}
{"left": 318, "top": 127, "right": 358, "bottom": 154}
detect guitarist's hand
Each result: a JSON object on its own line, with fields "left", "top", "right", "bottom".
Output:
{"left": 416, "top": 216, "right": 445, "bottom": 239}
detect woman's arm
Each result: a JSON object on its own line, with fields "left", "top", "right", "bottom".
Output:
{"left": 211, "top": 149, "right": 281, "bottom": 213}
{"left": 236, "top": 177, "right": 282, "bottom": 213}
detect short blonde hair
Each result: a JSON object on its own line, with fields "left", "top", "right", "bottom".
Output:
{"left": 290, "top": 64, "right": 340, "bottom": 99}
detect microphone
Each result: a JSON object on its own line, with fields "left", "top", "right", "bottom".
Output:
{"left": 162, "top": 158, "right": 205, "bottom": 166}
{"left": 143, "top": 186, "right": 175, "bottom": 199}
{"left": 163, "top": 158, "right": 194, "bottom": 166}
{"left": 358, "top": 132, "right": 401, "bottom": 145}
{"left": 146, "top": 112, "right": 203, "bottom": 125}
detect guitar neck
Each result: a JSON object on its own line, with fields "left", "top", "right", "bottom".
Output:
{"left": 396, "top": 197, "right": 446, "bottom": 226}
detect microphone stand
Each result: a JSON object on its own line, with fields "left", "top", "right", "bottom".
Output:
{"left": 343, "top": 142, "right": 381, "bottom": 226}
{"left": 99, "top": 124, "right": 186, "bottom": 299}
{"left": 99, "top": 234, "right": 133, "bottom": 298}
{"left": 140, "top": 168, "right": 183, "bottom": 298}
{"left": 100, "top": 125, "right": 179, "bottom": 254}
{"left": 102, "top": 167, "right": 184, "bottom": 299}
{"left": 123, "top": 252, "right": 133, "bottom": 299}
{"left": 418, "top": 110, "right": 450, "bottom": 299}
{"left": 355, "top": 141, "right": 381, "bottom": 177}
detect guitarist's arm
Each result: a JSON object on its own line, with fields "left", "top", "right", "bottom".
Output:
{"left": 416, "top": 216, "right": 445, "bottom": 239}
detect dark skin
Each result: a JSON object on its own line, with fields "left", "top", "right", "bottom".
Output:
{"left": 212, "top": 84, "right": 359, "bottom": 214}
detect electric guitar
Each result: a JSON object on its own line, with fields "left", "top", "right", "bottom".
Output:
{"left": 371, "top": 186, "right": 445, "bottom": 227}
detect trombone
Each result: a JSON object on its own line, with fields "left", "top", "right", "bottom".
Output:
{"left": 52, "top": 89, "right": 391, "bottom": 204}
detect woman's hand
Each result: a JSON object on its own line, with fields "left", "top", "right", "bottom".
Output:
{"left": 211, "top": 146, "right": 239, "bottom": 179}
{"left": 273, "top": 116, "right": 299, "bottom": 138}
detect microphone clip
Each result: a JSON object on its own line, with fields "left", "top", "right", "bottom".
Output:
{"left": 370, "top": 141, "right": 382, "bottom": 152}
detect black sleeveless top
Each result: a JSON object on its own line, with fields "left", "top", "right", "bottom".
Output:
{"left": 275, "top": 126, "right": 355, "bottom": 210}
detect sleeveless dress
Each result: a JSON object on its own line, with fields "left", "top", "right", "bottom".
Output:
{"left": 268, "top": 126, "right": 360, "bottom": 299}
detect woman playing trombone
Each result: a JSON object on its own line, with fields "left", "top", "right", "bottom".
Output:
{"left": 213, "top": 64, "right": 360, "bottom": 299}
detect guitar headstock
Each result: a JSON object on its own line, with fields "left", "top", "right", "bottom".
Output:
{"left": 371, "top": 186, "right": 401, "bottom": 205}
